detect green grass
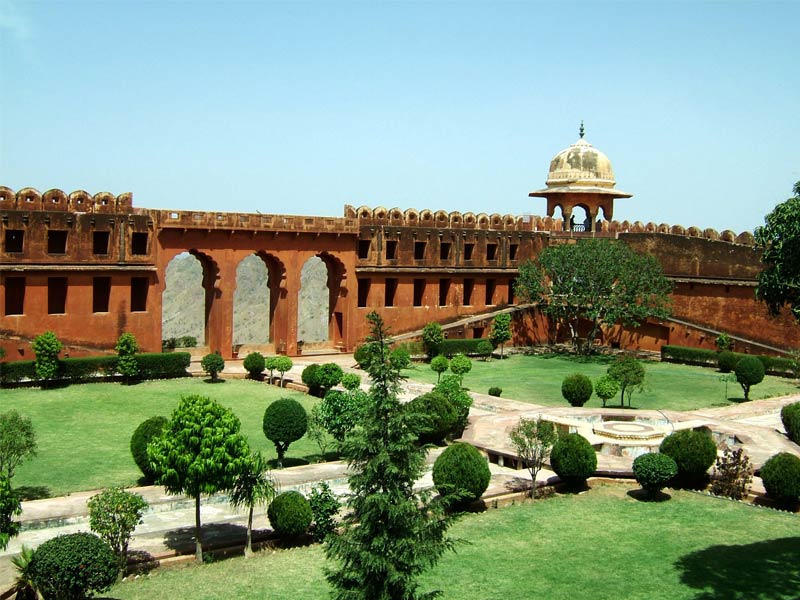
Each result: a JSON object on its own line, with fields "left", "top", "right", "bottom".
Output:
{"left": 1, "top": 378, "right": 324, "bottom": 498}
{"left": 407, "top": 354, "right": 799, "bottom": 411}
{"left": 110, "top": 483, "right": 800, "bottom": 600}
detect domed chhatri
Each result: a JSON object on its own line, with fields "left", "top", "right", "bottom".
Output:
{"left": 530, "top": 123, "right": 632, "bottom": 232}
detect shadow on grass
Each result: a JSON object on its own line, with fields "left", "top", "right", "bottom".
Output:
{"left": 203, "top": 378, "right": 227, "bottom": 384}
{"left": 675, "top": 537, "right": 800, "bottom": 599}
{"left": 303, "top": 451, "right": 340, "bottom": 464}
{"left": 16, "top": 485, "right": 51, "bottom": 500}
{"left": 163, "top": 522, "right": 248, "bottom": 554}
{"left": 267, "top": 457, "right": 310, "bottom": 469}
{"left": 538, "top": 353, "right": 615, "bottom": 365}
{"left": 626, "top": 488, "right": 672, "bottom": 502}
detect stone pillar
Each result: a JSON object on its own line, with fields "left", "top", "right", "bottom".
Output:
{"left": 205, "top": 257, "right": 235, "bottom": 359}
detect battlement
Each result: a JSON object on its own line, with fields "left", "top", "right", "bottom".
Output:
{"left": 0, "top": 187, "right": 134, "bottom": 214}
{"left": 156, "top": 209, "right": 358, "bottom": 234}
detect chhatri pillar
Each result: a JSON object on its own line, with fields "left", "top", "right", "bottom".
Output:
{"left": 530, "top": 123, "right": 632, "bottom": 232}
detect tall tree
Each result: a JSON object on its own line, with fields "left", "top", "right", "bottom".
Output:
{"left": 0, "top": 410, "right": 37, "bottom": 480}
{"left": 148, "top": 395, "right": 250, "bottom": 563}
{"left": 325, "top": 312, "right": 456, "bottom": 600}
{"left": 515, "top": 239, "right": 672, "bottom": 354}
{"left": 490, "top": 313, "right": 512, "bottom": 359}
{"left": 229, "top": 451, "right": 277, "bottom": 557}
{"left": 755, "top": 181, "right": 800, "bottom": 322}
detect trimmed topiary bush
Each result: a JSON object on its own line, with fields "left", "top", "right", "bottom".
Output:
{"left": 200, "top": 352, "right": 225, "bottom": 382}
{"left": 267, "top": 490, "right": 313, "bottom": 539}
{"left": 341, "top": 373, "right": 361, "bottom": 391}
{"left": 477, "top": 340, "right": 494, "bottom": 361}
{"left": 734, "top": 356, "right": 765, "bottom": 401}
{"left": 759, "top": 452, "right": 800, "bottom": 505}
{"left": 632, "top": 453, "right": 678, "bottom": 498}
{"left": 315, "top": 363, "right": 344, "bottom": 394}
{"left": 390, "top": 347, "right": 411, "bottom": 370}
{"left": 550, "top": 433, "right": 597, "bottom": 488}
{"left": 407, "top": 391, "right": 458, "bottom": 445}
{"left": 130, "top": 416, "right": 168, "bottom": 483}
{"left": 561, "top": 373, "right": 593, "bottom": 407}
{"left": 243, "top": 352, "right": 266, "bottom": 379}
{"left": 659, "top": 429, "right": 717, "bottom": 486}
{"left": 449, "top": 353, "right": 472, "bottom": 377}
{"left": 430, "top": 355, "right": 450, "bottom": 383}
{"left": 488, "top": 386, "right": 502, "bottom": 397}
{"left": 717, "top": 350, "right": 737, "bottom": 373}
{"left": 432, "top": 442, "right": 491, "bottom": 506}
{"left": 28, "top": 532, "right": 117, "bottom": 600}
{"left": 263, "top": 398, "right": 308, "bottom": 467}
{"left": 301, "top": 364, "right": 321, "bottom": 396}
{"left": 780, "top": 402, "right": 800, "bottom": 444}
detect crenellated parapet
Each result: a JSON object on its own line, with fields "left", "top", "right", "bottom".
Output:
{"left": 345, "top": 205, "right": 756, "bottom": 246}
{"left": 0, "top": 187, "right": 134, "bottom": 214}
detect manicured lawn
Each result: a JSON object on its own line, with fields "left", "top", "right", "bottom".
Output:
{"left": 406, "top": 354, "right": 799, "bottom": 411}
{"left": 1, "top": 378, "right": 323, "bottom": 498}
{"left": 111, "top": 483, "right": 800, "bottom": 599}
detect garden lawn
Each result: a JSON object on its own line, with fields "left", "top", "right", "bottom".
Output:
{"left": 1, "top": 378, "right": 323, "bottom": 498}
{"left": 110, "top": 482, "right": 800, "bottom": 600}
{"left": 407, "top": 353, "right": 799, "bottom": 411}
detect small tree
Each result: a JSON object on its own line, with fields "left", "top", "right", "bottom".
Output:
{"left": 32, "top": 331, "right": 62, "bottom": 386}
{"left": 607, "top": 355, "right": 645, "bottom": 407}
{"left": 490, "top": 313, "right": 512, "bottom": 359}
{"left": 509, "top": 417, "right": 557, "bottom": 498}
{"left": 734, "top": 356, "right": 765, "bottom": 401}
{"left": 431, "top": 355, "right": 449, "bottom": 383}
{"left": 594, "top": 375, "right": 619, "bottom": 408}
{"left": 308, "top": 404, "right": 335, "bottom": 459}
{"left": 710, "top": 447, "right": 753, "bottom": 501}
{"left": 0, "top": 410, "right": 37, "bottom": 480}
{"left": 450, "top": 353, "right": 472, "bottom": 378}
{"left": 0, "top": 475, "right": 21, "bottom": 551}
{"left": 230, "top": 451, "right": 277, "bottom": 557}
{"left": 390, "top": 347, "right": 412, "bottom": 370}
{"left": 308, "top": 481, "right": 341, "bottom": 542}
{"left": 319, "top": 389, "right": 363, "bottom": 443}
{"left": 274, "top": 356, "right": 293, "bottom": 387}
{"left": 201, "top": 352, "right": 225, "bottom": 382}
{"left": 115, "top": 332, "right": 139, "bottom": 383}
{"left": 148, "top": 395, "right": 250, "bottom": 563}
{"left": 422, "top": 322, "right": 445, "bottom": 358}
{"left": 243, "top": 352, "right": 266, "bottom": 379}
{"left": 262, "top": 398, "right": 308, "bottom": 467}
{"left": 265, "top": 356, "right": 279, "bottom": 382}
{"left": 87, "top": 487, "right": 148, "bottom": 577}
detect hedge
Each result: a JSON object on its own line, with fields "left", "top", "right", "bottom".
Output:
{"left": 660, "top": 345, "right": 795, "bottom": 377}
{"left": 434, "top": 338, "right": 494, "bottom": 358}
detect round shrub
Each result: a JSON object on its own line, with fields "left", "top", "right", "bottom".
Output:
{"left": 390, "top": 347, "right": 411, "bottom": 370}
{"left": 407, "top": 391, "right": 458, "bottom": 445}
{"left": 759, "top": 452, "right": 800, "bottom": 504}
{"left": 29, "top": 532, "right": 117, "bottom": 600}
{"left": 341, "top": 372, "right": 361, "bottom": 391}
{"left": 594, "top": 375, "right": 619, "bottom": 408}
{"left": 717, "top": 350, "right": 737, "bottom": 373}
{"left": 561, "top": 373, "right": 593, "bottom": 407}
{"left": 242, "top": 352, "right": 266, "bottom": 379}
{"left": 263, "top": 398, "right": 308, "bottom": 465}
{"left": 450, "top": 353, "right": 472, "bottom": 377}
{"left": 735, "top": 356, "right": 765, "bottom": 401}
{"left": 432, "top": 442, "right": 491, "bottom": 505}
{"left": 354, "top": 344, "right": 372, "bottom": 369}
{"left": 267, "top": 490, "right": 313, "bottom": 539}
{"left": 430, "top": 355, "right": 450, "bottom": 381}
{"left": 488, "top": 386, "right": 502, "bottom": 397}
{"left": 659, "top": 429, "right": 717, "bottom": 486}
{"left": 477, "top": 340, "right": 494, "bottom": 360}
{"left": 780, "top": 402, "right": 800, "bottom": 444}
{"left": 201, "top": 352, "right": 225, "bottom": 381}
{"left": 550, "top": 433, "right": 597, "bottom": 487}
{"left": 316, "top": 363, "right": 344, "bottom": 392}
{"left": 632, "top": 453, "right": 678, "bottom": 497}
{"left": 301, "top": 364, "right": 321, "bottom": 396}
{"left": 130, "top": 416, "right": 168, "bottom": 483}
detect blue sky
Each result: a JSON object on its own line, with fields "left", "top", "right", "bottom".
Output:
{"left": 1, "top": 0, "right": 798, "bottom": 233}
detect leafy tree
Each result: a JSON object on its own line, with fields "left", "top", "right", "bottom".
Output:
{"left": 148, "top": 394, "right": 250, "bottom": 563}
{"left": 390, "top": 347, "right": 412, "bottom": 370}
{"left": 274, "top": 356, "right": 293, "bottom": 387}
{"left": 508, "top": 417, "right": 557, "bottom": 498}
{"left": 430, "top": 355, "right": 449, "bottom": 383}
{"left": 325, "top": 312, "right": 456, "bottom": 600}
{"left": 115, "top": 332, "right": 139, "bottom": 383}
{"left": 265, "top": 356, "right": 279, "bottom": 382}
{"left": 308, "top": 404, "right": 335, "bottom": 459}
{"left": 200, "top": 352, "right": 225, "bottom": 382}
{"left": 32, "top": 331, "right": 62, "bottom": 385}
{"left": 0, "top": 475, "right": 21, "bottom": 551}
{"left": 449, "top": 353, "right": 472, "bottom": 378}
{"left": 734, "top": 356, "right": 765, "bottom": 401}
{"left": 515, "top": 240, "right": 672, "bottom": 353}
{"left": 87, "top": 487, "right": 148, "bottom": 577}
{"left": 490, "top": 313, "right": 512, "bottom": 359}
{"left": 319, "top": 389, "right": 364, "bottom": 443}
{"left": 594, "top": 375, "right": 619, "bottom": 408}
{"left": 607, "top": 355, "right": 646, "bottom": 407}
{"left": 0, "top": 410, "right": 37, "bottom": 480}
{"left": 422, "top": 321, "right": 445, "bottom": 358}
{"left": 754, "top": 181, "right": 800, "bottom": 322}
{"left": 243, "top": 352, "right": 266, "bottom": 379}
{"left": 715, "top": 332, "right": 733, "bottom": 352}
{"left": 309, "top": 481, "right": 341, "bottom": 542}
{"left": 230, "top": 451, "right": 277, "bottom": 557}
{"left": 262, "top": 398, "right": 308, "bottom": 467}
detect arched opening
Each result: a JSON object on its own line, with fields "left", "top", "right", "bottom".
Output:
{"left": 162, "top": 251, "right": 215, "bottom": 347}
{"left": 233, "top": 254, "right": 270, "bottom": 347}
{"left": 297, "top": 257, "right": 329, "bottom": 345}
{"left": 569, "top": 205, "right": 591, "bottom": 232}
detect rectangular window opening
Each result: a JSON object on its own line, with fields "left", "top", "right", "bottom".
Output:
{"left": 47, "top": 230, "right": 68, "bottom": 255}
{"left": 509, "top": 243, "right": 519, "bottom": 261}
{"left": 385, "top": 278, "right": 398, "bottom": 307}
{"left": 385, "top": 240, "right": 398, "bottom": 260}
{"left": 440, "top": 242, "right": 451, "bottom": 260}
{"left": 414, "top": 241, "right": 427, "bottom": 260}
{"left": 464, "top": 243, "right": 474, "bottom": 261}
{"left": 508, "top": 278, "right": 516, "bottom": 304}
{"left": 93, "top": 277, "right": 111, "bottom": 313}
{"left": 4, "top": 230, "right": 24, "bottom": 253}
{"left": 413, "top": 279, "right": 426, "bottom": 306}
{"left": 485, "top": 278, "right": 496, "bottom": 305}
{"left": 486, "top": 243, "right": 498, "bottom": 261}
{"left": 439, "top": 278, "right": 450, "bottom": 306}
{"left": 130, "top": 277, "right": 149, "bottom": 312}
{"left": 48, "top": 277, "right": 68, "bottom": 314}
{"left": 357, "top": 278, "right": 370, "bottom": 308}
{"left": 472, "top": 326, "right": 485, "bottom": 339}
{"left": 131, "top": 232, "right": 149, "bottom": 256}
{"left": 358, "top": 240, "right": 371, "bottom": 259}
{"left": 93, "top": 231, "right": 110, "bottom": 255}
{"left": 463, "top": 278, "right": 474, "bottom": 306}
{"left": 4, "top": 277, "right": 25, "bottom": 315}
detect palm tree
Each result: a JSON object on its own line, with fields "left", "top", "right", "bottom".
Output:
{"left": 11, "top": 544, "right": 39, "bottom": 600}
{"left": 229, "top": 452, "right": 277, "bottom": 557}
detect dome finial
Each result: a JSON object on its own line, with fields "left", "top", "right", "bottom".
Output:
{"left": 579, "top": 120, "right": 585, "bottom": 139}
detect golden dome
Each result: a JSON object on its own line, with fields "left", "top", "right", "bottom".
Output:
{"left": 546, "top": 136, "right": 616, "bottom": 188}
